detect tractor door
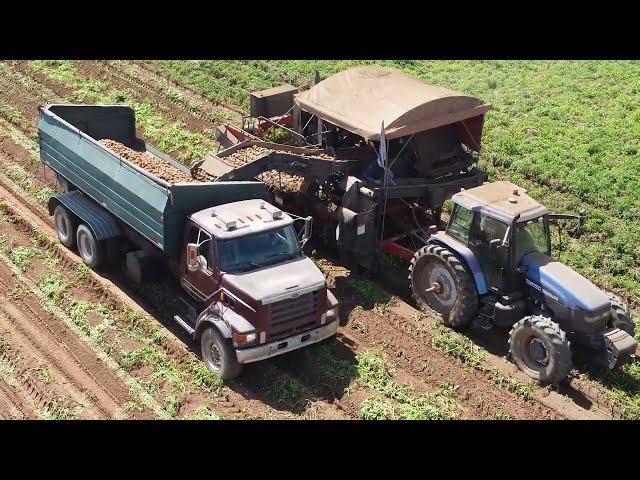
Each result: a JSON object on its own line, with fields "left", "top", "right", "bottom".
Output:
{"left": 468, "top": 213, "right": 510, "bottom": 293}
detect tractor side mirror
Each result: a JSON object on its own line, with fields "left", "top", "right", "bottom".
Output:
{"left": 187, "top": 243, "right": 199, "bottom": 271}
{"left": 489, "top": 238, "right": 502, "bottom": 253}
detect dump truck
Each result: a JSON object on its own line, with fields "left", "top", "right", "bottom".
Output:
{"left": 38, "top": 104, "right": 339, "bottom": 379}
{"left": 411, "top": 181, "right": 636, "bottom": 383}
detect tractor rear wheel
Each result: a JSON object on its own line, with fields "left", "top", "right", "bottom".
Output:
{"left": 509, "top": 315, "right": 572, "bottom": 384}
{"left": 409, "top": 244, "right": 478, "bottom": 329}
{"left": 606, "top": 293, "right": 635, "bottom": 337}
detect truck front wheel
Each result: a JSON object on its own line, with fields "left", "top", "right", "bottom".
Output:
{"left": 54, "top": 205, "right": 76, "bottom": 248}
{"left": 509, "top": 315, "right": 572, "bottom": 384}
{"left": 76, "top": 224, "right": 104, "bottom": 269}
{"left": 201, "top": 327, "right": 242, "bottom": 380}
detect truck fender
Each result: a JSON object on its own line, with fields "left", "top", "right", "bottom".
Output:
{"left": 48, "top": 191, "right": 121, "bottom": 242}
{"left": 194, "top": 301, "right": 254, "bottom": 341}
{"left": 428, "top": 233, "right": 488, "bottom": 295}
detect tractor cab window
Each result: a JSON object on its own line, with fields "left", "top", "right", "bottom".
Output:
{"left": 447, "top": 204, "right": 473, "bottom": 243}
{"left": 515, "top": 217, "right": 550, "bottom": 261}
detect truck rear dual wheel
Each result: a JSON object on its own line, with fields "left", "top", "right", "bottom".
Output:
{"left": 54, "top": 205, "right": 76, "bottom": 248}
{"left": 409, "top": 244, "right": 478, "bottom": 329}
{"left": 201, "top": 327, "right": 242, "bottom": 380}
{"left": 509, "top": 315, "right": 572, "bottom": 384}
{"left": 76, "top": 224, "right": 104, "bottom": 269}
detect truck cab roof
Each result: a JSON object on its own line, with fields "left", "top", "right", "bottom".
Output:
{"left": 190, "top": 199, "right": 294, "bottom": 240}
{"left": 452, "top": 181, "right": 549, "bottom": 223}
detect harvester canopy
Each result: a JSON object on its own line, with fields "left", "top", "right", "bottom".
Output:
{"left": 295, "top": 66, "right": 491, "bottom": 142}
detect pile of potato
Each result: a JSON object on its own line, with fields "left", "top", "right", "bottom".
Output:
{"left": 220, "top": 145, "right": 271, "bottom": 168}
{"left": 258, "top": 170, "right": 305, "bottom": 193}
{"left": 99, "top": 139, "right": 193, "bottom": 184}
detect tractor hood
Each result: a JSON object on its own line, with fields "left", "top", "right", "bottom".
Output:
{"left": 521, "top": 252, "right": 610, "bottom": 312}
{"left": 222, "top": 256, "right": 326, "bottom": 304}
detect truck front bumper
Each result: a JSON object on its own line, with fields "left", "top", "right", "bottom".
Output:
{"left": 235, "top": 318, "right": 339, "bottom": 364}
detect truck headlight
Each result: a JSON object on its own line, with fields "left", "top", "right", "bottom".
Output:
{"left": 233, "top": 331, "right": 257, "bottom": 346}
{"left": 321, "top": 307, "right": 339, "bottom": 325}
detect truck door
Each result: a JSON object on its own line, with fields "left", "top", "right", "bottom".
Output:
{"left": 182, "top": 222, "right": 219, "bottom": 304}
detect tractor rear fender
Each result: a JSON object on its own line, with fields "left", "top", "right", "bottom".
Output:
{"left": 428, "top": 232, "right": 488, "bottom": 295}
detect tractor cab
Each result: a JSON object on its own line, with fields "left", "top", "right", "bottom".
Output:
{"left": 444, "top": 181, "right": 550, "bottom": 294}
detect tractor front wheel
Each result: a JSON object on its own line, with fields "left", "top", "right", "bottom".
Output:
{"left": 409, "top": 244, "right": 478, "bottom": 329}
{"left": 606, "top": 293, "right": 635, "bottom": 337}
{"left": 509, "top": 315, "right": 572, "bottom": 384}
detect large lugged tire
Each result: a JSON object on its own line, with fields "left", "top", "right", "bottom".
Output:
{"left": 200, "top": 327, "right": 242, "bottom": 380}
{"left": 76, "top": 224, "right": 104, "bottom": 269}
{"left": 509, "top": 315, "right": 572, "bottom": 384}
{"left": 53, "top": 205, "right": 76, "bottom": 248}
{"left": 409, "top": 244, "right": 478, "bottom": 329}
{"left": 606, "top": 293, "right": 635, "bottom": 337}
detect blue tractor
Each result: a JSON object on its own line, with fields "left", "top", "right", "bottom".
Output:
{"left": 409, "top": 181, "right": 637, "bottom": 384}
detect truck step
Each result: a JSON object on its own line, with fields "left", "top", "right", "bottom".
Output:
{"left": 173, "top": 315, "right": 195, "bottom": 335}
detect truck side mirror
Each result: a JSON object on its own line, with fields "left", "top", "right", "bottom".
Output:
{"left": 187, "top": 243, "right": 199, "bottom": 271}
{"left": 300, "top": 216, "right": 313, "bottom": 248}
{"left": 489, "top": 238, "right": 502, "bottom": 253}
{"left": 427, "top": 225, "right": 438, "bottom": 235}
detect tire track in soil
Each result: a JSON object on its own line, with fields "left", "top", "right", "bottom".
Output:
{"left": 0, "top": 257, "right": 154, "bottom": 419}
{"left": 0, "top": 62, "right": 616, "bottom": 418}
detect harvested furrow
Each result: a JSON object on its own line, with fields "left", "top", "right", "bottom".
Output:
{"left": 100, "top": 61, "right": 242, "bottom": 125}
{"left": 72, "top": 61, "right": 222, "bottom": 140}
{"left": 0, "top": 377, "right": 38, "bottom": 420}
{"left": 0, "top": 265, "right": 152, "bottom": 419}
{"left": 134, "top": 61, "right": 245, "bottom": 119}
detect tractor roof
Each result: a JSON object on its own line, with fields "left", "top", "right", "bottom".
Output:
{"left": 191, "top": 199, "right": 293, "bottom": 240}
{"left": 452, "top": 181, "right": 549, "bottom": 223}
{"left": 294, "top": 66, "right": 491, "bottom": 140}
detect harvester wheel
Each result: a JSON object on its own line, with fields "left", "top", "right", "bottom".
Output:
{"left": 509, "top": 315, "right": 572, "bottom": 384}
{"left": 53, "top": 205, "right": 76, "bottom": 248}
{"left": 201, "top": 327, "right": 242, "bottom": 380}
{"left": 606, "top": 293, "right": 635, "bottom": 337}
{"left": 76, "top": 224, "right": 104, "bottom": 269}
{"left": 409, "top": 244, "right": 477, "bottom": 329}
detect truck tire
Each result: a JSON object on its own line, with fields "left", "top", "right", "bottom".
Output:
{"left": 509, "top": 315, "right": 572, "bottom": 384}
{"left": 201, "top": 327, "right": 242, "bottom": 380}
{"left": 76, "top": 224, "right": 104, "bottom": 269}
{"left": 409, "top": 244, "right": 477, "bottom": 329}
{"left": 606, "top": 293, "right": 635, "bottom": 337}
{"left": 53, "top": 205, "right": 76, "bottom": 248}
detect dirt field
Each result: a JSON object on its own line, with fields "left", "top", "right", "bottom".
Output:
{"left": 0, "top": 59, "right": 635, "bottom": 420}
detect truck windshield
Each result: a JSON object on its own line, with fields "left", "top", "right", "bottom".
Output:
{"left": 217, "top": 225, "right": 301, "bottom": 273}
{"left": 514, "top": 217, "right": 549, "bottom": 261}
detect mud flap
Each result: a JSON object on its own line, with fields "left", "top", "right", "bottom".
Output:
{"left": 601, "top": 328, "right": 637, "bottom": 369}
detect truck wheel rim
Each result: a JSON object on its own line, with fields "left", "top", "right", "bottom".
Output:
{"left": 79, "top": 232, "right": 93, "bottom": 261}
{"left": 422, "top": 263, "right": 457, "bottom": 309}
{"left": 56, "top": 215, "right": 68, "bottom": 238}
{"left": 527, "top": 337, "right": 549, "bottom": 367}
{"left": 204, "top": 339, "right": 222, "bottom": 371}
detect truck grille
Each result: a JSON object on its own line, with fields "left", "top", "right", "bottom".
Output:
{"left": 267, "top": 290, "right": 319, "bottom": 340}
